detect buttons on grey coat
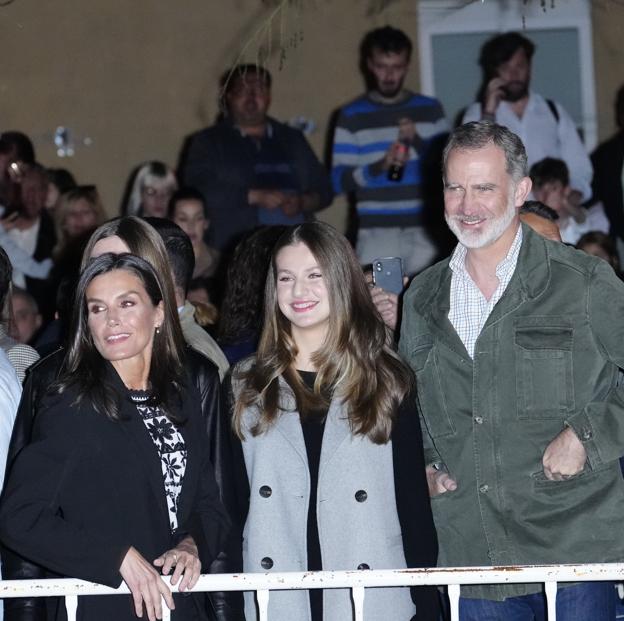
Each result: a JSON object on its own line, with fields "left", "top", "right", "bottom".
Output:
{"left": 261, "top": 557, "right": 273, "bottom": 569}
{"left": 355, "top": 489, "right": 368, "bottom": 502}
{"left": 259, "top": 485, "right": 272, "bottom": 498}
{"left": 357, "top": 563, "right": 370, "bottom": 570}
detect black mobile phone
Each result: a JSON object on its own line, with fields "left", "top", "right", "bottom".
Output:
{"left": 372, "top": 257, "right": 404, "bottom": 295}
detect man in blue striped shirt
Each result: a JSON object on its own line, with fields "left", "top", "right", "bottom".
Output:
{"left": 332, "top": 27, "right": 449, "bottom": 275}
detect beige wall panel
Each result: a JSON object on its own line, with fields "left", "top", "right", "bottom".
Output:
{"left": 592, "top": 1, "right": 624, "bottom": 143}
{"left": 0, "top": 0, "right": 420, "bottom": 233}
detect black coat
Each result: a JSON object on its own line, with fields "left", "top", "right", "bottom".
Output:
{"left": 0, "top": 361, "right": 229, "bottom": 621}
{"left": 591, "top": 130, "right": 624, "bottom": 241}
{"left": 3, "top": 347, "right": 244, "bottom": 621}
{"left": 181, "top": 117, "right": 334, "bottom": 253}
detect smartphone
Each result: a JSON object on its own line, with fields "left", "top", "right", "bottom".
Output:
{"left": 372, "top": 257, "right": 404, "bottom": 295}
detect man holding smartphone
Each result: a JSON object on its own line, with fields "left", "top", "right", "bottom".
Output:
{"left": 462, "top": 32, "right": 592, "bottom": 206}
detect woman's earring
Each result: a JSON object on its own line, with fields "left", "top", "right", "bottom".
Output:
{"left": 155, "top": 325, "right": 161, "bottom": 335}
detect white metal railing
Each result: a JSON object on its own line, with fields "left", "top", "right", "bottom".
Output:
{"left": 0, "top": 563, "right": 623, "bottom": 621}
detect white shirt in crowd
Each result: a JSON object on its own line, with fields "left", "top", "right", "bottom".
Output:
{"left": 0, "top": 347, "right": 21, "bottom": 621}
{"left": 463, "top": 92, "right": 593, "bottom": 201}
{"left": 559, "top": 203, "right": 610, "bottom": 246}
{"left": 6, "top": 218, "right": 41, "bottom": 289}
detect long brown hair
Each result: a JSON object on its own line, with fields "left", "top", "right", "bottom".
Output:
{"left": 233, "top": 222, "right": 412, "bottom": 444}
{"left": 55, "top": 253, "right": 186, "bottom": 421}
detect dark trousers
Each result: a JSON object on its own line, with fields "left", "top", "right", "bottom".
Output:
{"left": 457, "top": 582, "right": 615, "bottom": 621}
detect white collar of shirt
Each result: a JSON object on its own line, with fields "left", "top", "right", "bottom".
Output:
{"left": 448, "top": 225, "right": 523, "bottom": 358}
{"left": 236, "top": 121, "right": 273, "bottom": 139}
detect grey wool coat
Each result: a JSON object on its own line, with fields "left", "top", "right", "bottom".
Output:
{"left": 233, "top": 374, "right": 416, "bottom": 621}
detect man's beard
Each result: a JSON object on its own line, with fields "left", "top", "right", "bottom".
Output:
{"left": 445, "top": 190, "right": 517, "bottom": 249}
{"left": 377, "top": 79, "right": 404, "bottom": 99}
{"left": 501, "top": 80, "right": 529, "bottom": 102}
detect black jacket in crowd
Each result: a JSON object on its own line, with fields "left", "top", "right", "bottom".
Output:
{"left": 591, "top": 130, "right": 624, "bottom": 242}
{"left": 181, "top": 117, "right": 334, "bottom": 253}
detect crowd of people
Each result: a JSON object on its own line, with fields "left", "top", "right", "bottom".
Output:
{"left": 0, "top": 22, "right": 621, "bottom": 621}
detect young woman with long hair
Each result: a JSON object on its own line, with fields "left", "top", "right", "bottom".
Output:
{"left": 230, "top": 221, "right": 438, "bottom": 621}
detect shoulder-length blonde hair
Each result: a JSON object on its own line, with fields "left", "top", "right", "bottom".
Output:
{"left": 53, "top": 186, "right": 107, "bottom": 259}
{"left": 233, "top": 222, "right": 412, "bottom": 444}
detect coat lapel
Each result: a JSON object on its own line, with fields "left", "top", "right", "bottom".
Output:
{"left": 423, "top": 268, "right": 472, "bottom": 362}
{"left": 481, "top": 223, "right": 550, "bottom": 331}
{"left": 318, "top": 398, "right": 351, "bottom": 479}
{"left": 172, "top": 383, "right": 199, "bottom": 527}
{"left": 272, "top": 376, "right": 308, "bottom": 465}
{"left": 108, "top": 366, "right": 171, "bottom": 531}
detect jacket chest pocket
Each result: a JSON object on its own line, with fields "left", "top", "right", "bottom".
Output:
{"left": 410, "top": 341, "right": 456, "bottom": 438}
{"left": 515, "top": 326, "right": 575, "bottom": 419}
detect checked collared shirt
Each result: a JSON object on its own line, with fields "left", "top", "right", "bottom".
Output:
{"left": 448, "top": 225, "right": 523, "bottom": 358}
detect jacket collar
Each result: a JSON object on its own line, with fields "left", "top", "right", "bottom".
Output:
{"left": 410, "top": 222, "right": 551, "bottom": 357}
{"left": 220, "top": 116, "right": 275, "bottom": 139}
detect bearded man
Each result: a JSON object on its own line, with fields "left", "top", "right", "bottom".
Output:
{"left": 399, "top": 121, "right": 623, "bottom": 620}
{"left": 331, "top": 26, "right": 449, "bottom": 275}
{"left": 462, "top": 31, "right": 592, "bottom": 206}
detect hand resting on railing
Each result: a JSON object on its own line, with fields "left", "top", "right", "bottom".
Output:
{"left": 120, "top": 534, "right": 201, "bottom": 621}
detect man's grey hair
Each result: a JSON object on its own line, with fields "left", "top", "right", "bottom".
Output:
{"left": 442, "top": 121, "right": 528, "bottom": 183}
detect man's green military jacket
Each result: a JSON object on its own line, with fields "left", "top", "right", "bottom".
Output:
{"left": 400, "top": 223, "right": 624, "bottom": 600}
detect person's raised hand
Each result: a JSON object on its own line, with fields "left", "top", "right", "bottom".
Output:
{"left": 398, "top": 117, "right": 416, "bottom": 143}
{"left": 483, "top": 77, "right": 507, "bottom": 116}
{"left": 370, "top": 286, "right": 400, "bottom": 331}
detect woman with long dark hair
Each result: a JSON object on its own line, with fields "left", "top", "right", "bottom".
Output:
{"left": 217, "top": 226, "right": 285, "bottom": 364}
{"left": 231, "top": 222, "right": 438, "bottom": 620}
{"left": 0, "top": 253, "right": 228, "bottom": 621}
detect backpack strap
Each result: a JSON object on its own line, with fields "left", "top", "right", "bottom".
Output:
{"left": 546, "top": 99, "right": 560, "bottom": 123}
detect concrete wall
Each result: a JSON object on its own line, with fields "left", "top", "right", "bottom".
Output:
{"left": 0, "top": 0, "right": 419, "bottom": 229}
{"left": 592, "top": 1, "right": 624, "bottom": 141}
{"left": 0, "top": 0, "right": 621, "bottom": 229}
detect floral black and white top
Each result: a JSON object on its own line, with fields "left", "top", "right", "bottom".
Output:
{"left": 130, "top": 391, "right": 187, "bottom": 531}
